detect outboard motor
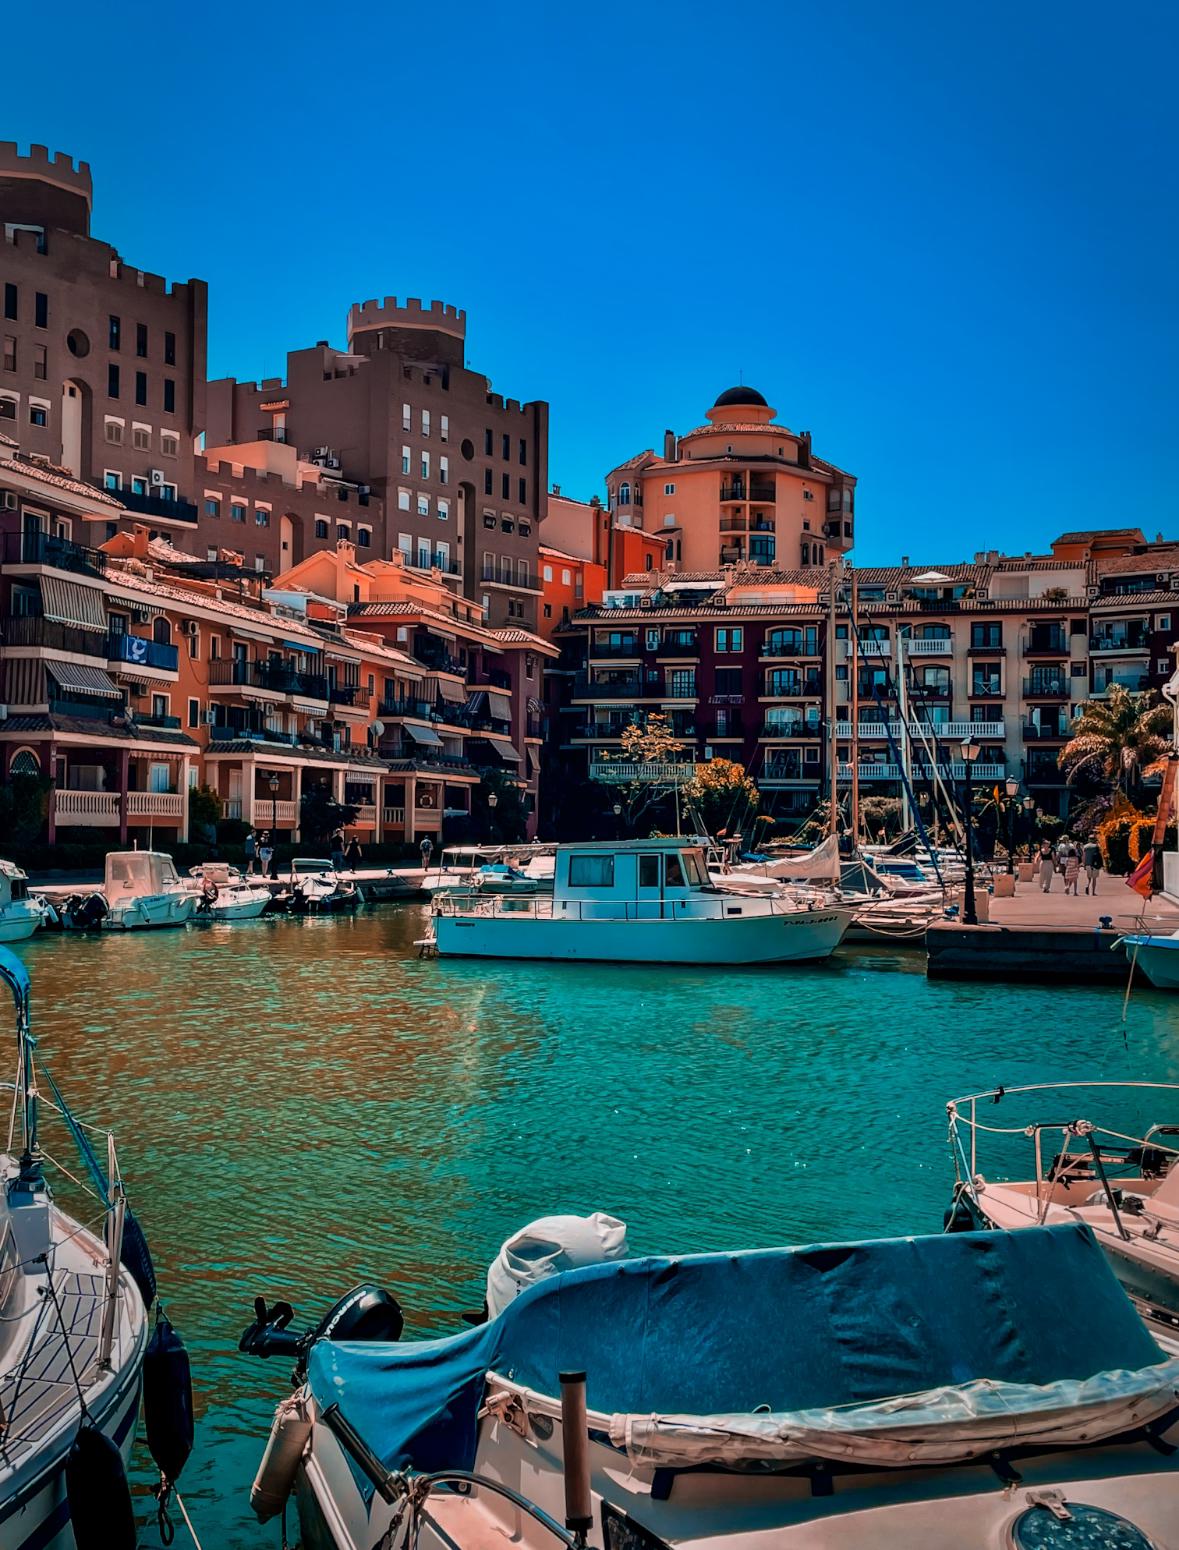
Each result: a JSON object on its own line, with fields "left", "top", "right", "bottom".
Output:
{"left": 65, "top": 892, "right": 108, "bottom": 930}
{"left": 239, "top": 1283, "right": 403, "bottom": 1379}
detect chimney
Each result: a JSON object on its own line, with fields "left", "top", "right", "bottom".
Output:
{"left": 901, "top": 554, "right": 910, "bottom": 567}
{"left": 551, "top": 483, "right": 561, "bottom": 496}
{"left": 663, "top": 429, "right": 676, "bottom": 461}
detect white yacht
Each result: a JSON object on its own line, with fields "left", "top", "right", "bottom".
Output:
{"left": 946, "top": 1081, "right": 1179, "bottom": 1344}
{"left": 189, "top": 863, "right": 273, "bottom": 921}
{"left": 0, "top": 946, "right": 151, "bottom": 1544}
{"left": 432, "top": 839, "right": 850, "bottom": 964}
{"left": 102, "top": 850, "right": 197, "bottom": 930}
{"left": 244, "top": 1217, "right": 1179, "bottom": 1550}
{"left": 0, "top": 861, "right": 44, "bottom": 943}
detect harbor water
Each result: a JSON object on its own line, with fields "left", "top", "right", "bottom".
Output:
{"left": 12, "top": 906, "right": 1179, "bottom": 1547}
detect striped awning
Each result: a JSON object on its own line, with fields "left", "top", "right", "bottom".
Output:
{"left": 48, "top": 662, "right": 122, "bottom": 699}
{"left": 405, "top": 722, "right": 444, "bottom": 748}
{"left": 477, "top": 734, "right": 520, "bottom": 764}
{"left": 487, "top": 691, "right": 512, "bottom": 722}
{"left": 41, "top": 575, "right": 107, "bottom": 632}
{"left": 436, "top": 677, "right": 465, "bottom": 703}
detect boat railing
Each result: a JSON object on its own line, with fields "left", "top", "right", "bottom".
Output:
{"left": 434, "top": 891, "right": 833, "bottom": 921}
{"left": 946, "top": 1081, "right": 1179, "bottom": 1220}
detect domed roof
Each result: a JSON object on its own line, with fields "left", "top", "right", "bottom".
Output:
{"left": 713, "top": 385, "right": 768, "bottom": 408}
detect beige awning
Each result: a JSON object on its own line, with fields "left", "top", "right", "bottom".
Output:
{"left": 436, "top": 676, "right": 466, "bottom": 703}
{"left": 478, "top": 735, "right": 520, "bottom": 763}
{"left": 41, "top": 575, "right": 107, "bottom": 632}
{"left": 48, "top": 662, "right": 122, "bottom": 699}
{"left": 487, "top": 690, "right": 512, "bottom": 722}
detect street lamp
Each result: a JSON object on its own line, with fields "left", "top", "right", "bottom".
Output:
{"left": 265, "top": 771, "right": 280, "bottom": 879}
{"left": 1003, "top": 775, "right": 1019, "bottom": 874}
{"left": 959, "top": 737, "right": 980, "bottom": 925}
{"left": 613, "top": 800, "right": 622, "bottom": 839}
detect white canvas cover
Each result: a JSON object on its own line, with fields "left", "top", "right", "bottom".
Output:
{"left": 486, "top": 1213, "right": 629, "bottom": 1318}
{"left": 104, "top": 850, "right": 181, "bottom": 902}
{"left": 763, "top": 834, "right": 841, "bottom": 881}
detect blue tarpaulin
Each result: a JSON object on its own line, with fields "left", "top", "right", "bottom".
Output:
{"left": 307, "top": 1225, "right": 1163, "bottom": 1480}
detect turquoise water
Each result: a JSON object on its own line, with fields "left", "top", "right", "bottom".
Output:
{"left": 9, "top": 909, "right": 1179, "bottom": 1546}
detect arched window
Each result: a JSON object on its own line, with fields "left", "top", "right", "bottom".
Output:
{"left": 152, "top": 616, "right": 171, "bottom": 645}
{"left": 9, "top": 748, "right": 40, "bottom": 776}
{"left": 618, "top": 482, "right": 631, "bottom": 506}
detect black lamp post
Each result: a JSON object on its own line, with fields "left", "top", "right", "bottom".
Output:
{"left": 266, "top": 772, "right": 279, "bottom": 875}
{"left": 613, "top": 801, "right": 622, "bottom": 839}
{"left": 1004, "top": 775, "right": 1019, "bottom": 873}
{"left": 1022, "top": 793, "right": 1035, "bottom": 859}
{"left": 959, "top": 736, "right": 980, "bottom": 925}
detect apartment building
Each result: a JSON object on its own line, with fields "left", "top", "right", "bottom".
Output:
{"left": 552, "top": 535, "right": 1179, "bottom": 825}
{"left": 602, "top": 387, "right": 856, "bottom": 574}
{"left": 535, "top": 488, "right": 665, "bottom": 640}
{"left": 205, "top": 299, "right": 548, "bottom": 629}
{"left": 0, "top": 426, "right": 551, "bottom": 845}
{"left": 0, "top": 141, "right": 207, "bottom": 531}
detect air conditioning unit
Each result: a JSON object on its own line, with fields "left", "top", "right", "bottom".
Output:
{"left": 358, "top": 484, "right": 371, "bottom": 496}
{"left": 133, "top": 607, "right": 151, "bottom": 623}
{"left": 184, "top": 619, "right": 199, "bottom": 636}
{"left": 150, "top": 469, "right": 165, "bottom": 486}
{"left": 0, "top": 492, "right": 16, "bottom": 510}
{"left": 324, "top": 457, "right": 341, "bottom": 470}
{"left": 1158, "top": 573, "right": 1170, "bottom": 585}
{"left": 312, "top": 446, "right": 329, "bottom": 459}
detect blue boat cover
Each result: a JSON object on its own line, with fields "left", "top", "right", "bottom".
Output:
{"left": 306, "top": 1225, "right": 1162, "bottom": 1481}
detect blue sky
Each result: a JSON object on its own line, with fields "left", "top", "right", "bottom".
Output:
{"left": 6, "top": 1, "right": 1175, "bottom": 563}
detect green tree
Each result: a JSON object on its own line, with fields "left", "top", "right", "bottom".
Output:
{"left": 684, "top": 757, "right": 759, "bottom": 839}
{"left": 607, "top": 714, "right": 687, "bottom": 834}
{"left": 188, "top": 783, "right": 222, "bottom": 843}
{"left": 0, "top": 773, "right": 51, "bottom": 847}
{"left": 473, "top": 769, "right": 527, "bottom": 843}
{"left": 299, "top": 780, "right": 359, "bottom": 843}
{"left": 1058, "top": 686, "right": 1171, "bottom": 800}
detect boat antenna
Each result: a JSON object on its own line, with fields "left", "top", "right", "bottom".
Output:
{"left": 0, "top": 946, "right": 39, "bottom": 1184}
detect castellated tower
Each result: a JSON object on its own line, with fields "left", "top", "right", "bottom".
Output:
{"left": 0, "top": 142, "right": 93, "bottom": 237}
{"left": 346, "top": 296, "right": 467, "bottom": 370}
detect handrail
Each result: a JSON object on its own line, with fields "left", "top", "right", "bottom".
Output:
{"left": 435, "top": 892, "right": 835, "bottom": 922}
{"left": 948, "top": 1079, "right": 1179, "bottom": 1113}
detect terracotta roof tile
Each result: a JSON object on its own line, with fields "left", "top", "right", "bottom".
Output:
{"left": 1092, "top": 546, "right": 1179, "bottom": 577}
{"left": 0, "top": 455, "right": 125, "bottom": 509}
{"left": 0, "top": 712, "right": 198, "bottom": 747}
{"left": 1055, "top": 528, "right": 1145, "bottom": 544}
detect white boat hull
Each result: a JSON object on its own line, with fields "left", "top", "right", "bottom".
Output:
{"left": 104, "top": 891, "right": 196, "bottom": 930}
{"left": 0, "top": 906, "right": 41, "bottom": 944}
{"left": 435, "top": 907, "right": 850, "bottom": 964}
{"left": 1122, "top": 934, "right": 1179, "bottom": 989}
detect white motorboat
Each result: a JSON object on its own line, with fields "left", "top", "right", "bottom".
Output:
{"left": 276, "top": 859, "right": 360, "bottom": 915}
{"left": 947, "top": 1081, "right": 1179, "bottom": 1344}
{"left": 0, "top": 861, "right": 45, "bottom": 943}
{"left": 189, "top": 863, "right": 272, "bottom": 922}
{"left": 0, "top": 947, "right": 159, "bottom": 1545}
{"left": 244, "top": 1217, "right": 1179, "bottom": 1550}
{"left": 99, "top": 850, "right": 197, "bottom": 931}
{"left": 433, "top": 839, "right": 850, "bottom": 964}
{"left": 1120, "top": 928, "right": 1179, "bottom": 989}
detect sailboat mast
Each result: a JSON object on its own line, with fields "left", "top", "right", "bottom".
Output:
{"left": 827, "top": 562, "right": 839, "bottom": 840}
{"left": 895, "top": 627, "right": 912, "bottom": 833}
{"left": 849, "top": 566, "right": 860, "bottom": 846}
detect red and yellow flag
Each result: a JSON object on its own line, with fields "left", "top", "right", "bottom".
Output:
{"left": 1126, "top": 849, "right": 1154, "bottom": 899}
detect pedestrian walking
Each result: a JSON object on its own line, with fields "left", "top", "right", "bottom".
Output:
{"left": 244, "top": 828, "right": 256, "bottom": 876}
{"left": 1038, "top": 842, "right": 1055, "bottom": 894}
{"left": 1064, "top": 845, "right": 1081, "bottom": 897}
{"left": 1082, "top": 838, "right": 1102, "bottom": 895}
{"left": 331, "top": 829, "right": 346, "bottom": 872}
{"left": 346, "top": 836, "right": 362, "bottom": 872}
{"left": 420, "top": 836, "right": 434, "bottom": 874}
{"left": 258, "top": 832, "right": 274, "bottom": 880}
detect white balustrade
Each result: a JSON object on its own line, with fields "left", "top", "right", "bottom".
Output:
{"left": 382, "top": 806, "right": 406, "bottom": 826}
{"left": 55, "top": 790, "right": 119, "bottom": 824}
{"left": 126, "top": 792, "right": 184, "bottom": 818}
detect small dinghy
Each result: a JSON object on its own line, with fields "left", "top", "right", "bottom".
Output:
{"left": 244, "top": 1220, "right": 1179, "bottom": 1549}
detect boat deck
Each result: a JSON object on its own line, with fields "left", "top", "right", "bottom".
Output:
{"left": 0, "top": 1268, "right": 106, "bottom": 1459}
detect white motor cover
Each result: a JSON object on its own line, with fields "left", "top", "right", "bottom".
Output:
{"left": 486, "top": 1212, "right": 629, "bottom": 1318}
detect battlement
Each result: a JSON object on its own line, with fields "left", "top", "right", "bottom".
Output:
{"left": 347, "top": 296, "right": 466, "bottom": 343}
{"left": 0, "top": 142, "right": 93, "bottom": 202}
{"left": 0, "top": 143, "right": 92, "bottom": 237}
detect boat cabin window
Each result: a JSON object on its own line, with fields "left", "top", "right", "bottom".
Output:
{"left": 568, "top": 853, "right": 615, "bottom": 888}
{"left": 638, "top": 855, "right": 660, "bottom": 888}
{"left": 682, "top": 849, "right": 707, "bottom": 885}
{"left": 665, "top": 853, "right": 686, "bottom": 888}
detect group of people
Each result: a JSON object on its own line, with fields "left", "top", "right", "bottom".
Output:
{"left": 244, "top": 828, "right": 363, "bottom": 877}
{"left": 1038, "top": 836, "right": 1102, "bottom": 896}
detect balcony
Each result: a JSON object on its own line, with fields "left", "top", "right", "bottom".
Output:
{"left": 720, "top": 481, "right": 776, "bottom": 503}
{"left": 589, "top": 760, "right": 696, "bottom": 784}
{"left": 2, "top": 615, "right": 107, "bottom": 656}
{"left": 119, "top": 489, "right": 199, "bottom": 524}
{"left": 761, "top": 759, "right": 808, "bottom": 784}
{"left": 126, "top": 791, "right": 184, "bottom": 818}
{"left": 763, "top": 634, "right": 820, "bottom": 659}
{"left": 107, "top": 632, "right": 180, "bottom": 673}
{"left": 256, "top": 427, "right": 295, "bottom": 445}
{"left": 1089, "top": 631, "right": 1150, "bottom": 654}
{"left": 135, "top": 712, "right": 181, "bottom": 729}
{"left": 837, "top": 763, "right": 901, "bottom": 781}
{"left": 571, "top": 675, "right": 651, "bottom": 700}
{"left": 905, "top": 637, "right": 953, "bottom": 655}
{"left": 55, "top": 790, "right": 119, "bottom": 825}
{"left": 841, "top": 639, "right": 892, "bottom": 658}
{"left": 207, "top": 659, "right": 329, "bottom": 699}
{"left": 656, "top": 632, "right": 699, "bottom": 657}
{"left": 763, "top": 676, "right": 822, "bottom": 699}
{"left": 329, "top": 683, "right": 359, "bottom": 706}
{"left": 414, "top": 553, "right": 462, "bottom": 577}
{"left": 1023, "top": 629, "right": 1069, "bottom": 657}
{"left": 967, "top": 641, "right": 1007, "bottom": 655}
{"left": 378, "top": 697, "right": 436, "bottom": 719}
{"left": 415, "top": 645, "right": 465, "bottom": 675}
{"left": 2, "top": 529, "right": 107, "bottom": 578}
{"left": 480, "top": 560, "right": 536, "bottom": 590}
{"left": 761, "top": 720, "right": 817, "bottom": 739}
{"left": 1023, "top": 675, "right": 1069, "bottom": 699}
{"left": 49, "top": 694, "right": 125, "bottom": 721}
{"left": 968, "top": 681, "right": 1004, "bottom": 699}
{"left": 588, "top": 639, "right": 642, "bottom": 659}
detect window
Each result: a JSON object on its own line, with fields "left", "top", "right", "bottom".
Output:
{"left": 971, "top": 666, "right": 1002, "bottom": 695}
{"left": 133, "top": 424, "right": 151, "bottom": 451}
{"left": 971, "top": 623, "right": 1003, "bottom": 649}
{"left": 543, "top": 602, "right": 552, "bottom": 618}
{"left": 417, "top": 494, "right": 430, "bottom": 516}
{"left": 569, "top": 853, "right": 614, "bottom": 888}
{"left": 164, "top": 331, "right": 176, "bottom": 366}
{"left": 619, "top": 481, "right": 631, "bottom": 505}
{"left": 716, "top": 627, "right": 743, "bottom": 653}
{"left": 187, "top": 626, "right": 200, "bottom": 660}
{"left": 518, "top": 477, "right": 526, "bottom": 503}
{"left": 667, "top": 668, "right": 696, "bottom": 697}
{"left": 421, "top": 409, "right": 430, "bottom": 436}
{"left": 357, "top": 526, "right": 371, "bottom": 548}
{"left": 501, "top": 472, "right": 510, "bottom": 499}
{"left": 2, "top": 336, "right": 14, "bottom": 371}
{"left": 481, "top": 593, "right": 490, "bottom": 619}
{"left": 337, "top": 524, "right": 349, "bottom": 541}
{"left": 3, "top": 284, "right": 16, "bottom": 321}
{"left": 103, "top": 470, "right": 122, "bottom": 491}
{"left": 109, "top": 315, "right": 121, "bottom": 350}
{"left": 34, "top": 293, "right": 47, "bottom": 328}
{"left": 440, "top": 415, "right": 449, "bottom": 442}
{"left": 561, "top": 567, "right": 572, "bottom": 585}
{"left": 136, "top": 323, "right": 148, "bottom": 357}
{"left": 107, "top": 364, "right": 120, "bottom": 398}
{"left": 204, "top": 497, "right": 220, "bottom": 518}
{"left": 255, "top": 507, "right": 270, "bottom": 526}
{"left": 401, "top": 446, "right": 411, "bottom": 475}
{"left": 664, "top": 482, "right": 676, "bottom": 495}
{"left": 501, "top": 432, "right": 510, "bottom": 459}
{"left": 188, "top": 697, "right": 200, "bottom": 728}
{"left": 402, "top": 402, "right": 412, "bottom": 431}
{"left": 483, "top": 512, "right": 496, "bottom": 529}
{"left": 437, "top": 498, "right": 449, "bottom": 520}
{"left": 665, "top": 854, "right": 686, "bottom": 888}
{"left": 33, "top": 343, "right": 46, "bottom": 380}
{"left": 483, "top": 468, "right": 493, "bottom": 495}
{"left": 29, "top": 403, "right": 47, "bottom": 427}
{"left": 715, "top": 667, "right": 742, "bottom": 696}
{"left": 151, "top": 694, "right": 169, "bottom": 722}
{"left": 439, "top": 455, "right": 449, "bottom": 485}
{"left": 231, "top": 503, "right": 246, "bottom": 523}
{"left": 501, "top": 516, "right": 515, "bottom": 534}
{"left": 131, "top": 476, "right": 148, "bottom": 496}
{"left": 421, "top": 451, "right": 430, "bottom": 479}
{"left": 255, "top": 555, "right": 265, "bottom": 572}
{"left": 314, "top": 519, "right": 328, "bottom": 539}
{"left": 135, "top": 371, "right": 148, "bottom": 406}
{"left": 163, "top": 379, "right": 175, "bottom": 414}
{"left": 159, "top": 482, "right": 177, "bottom": 501}
{"left": 104, "top": 418, "right": 123, "bottom": 444}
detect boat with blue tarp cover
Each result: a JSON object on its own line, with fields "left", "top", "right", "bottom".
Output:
{"left": 246, "top": 1221, "right": 1179, "bottom": 1550}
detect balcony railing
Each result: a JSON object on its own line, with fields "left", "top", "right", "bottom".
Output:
{"left": 764, "top": 676, "right": 822, "bottom": 698}
{"left": 208, "top": 659, "right": 329, "bottom": 699}
{"left": 842, "top": 639, "right": 892, "bottom": 658}
{"left": 588, "top": 639, "right": 642, "bottom": 659}
{"left": 49, "top": 695, "right": 126, "bottom": 721}
{"left": 55, "top": 790, "right": 120, "bottom": 824}
{"left": 329, "top": 683, "right": 358, "bottom": 706}
{"left": 836, "top": 718, "right": 1007, "bottom": 740}
{"left": 416, "top": 646, "right": 465, "bottom": 675}
{"left": 905, "top": 637, "right": 952, "bottom": 655}
{"left": 378, "top": 697, "right": 436, "bottom": 719}
{"left": 763, "top": 635, "right": 820, "bottom": 658}
{"left": 589, "top": 760, "right": 696, "bottom": 784}
{"left": 572, "top": 675, "right": 652, "bottom": 699}
{"left": 837, "top": 763, "right": 901, "bottom": 781}
{"left": 1, "top": 615, "right": 107, "bottom": 656}
{"left": 1023, "top": 675, "right": 1069, "bottom": 698}
{"left": 256, "top": 427, "right": 295, "bottom": 445}
{"left": 107, "top": 632, "right": 180, "bottom": 672}
{"left": 2, "top": 529, "right": 108, "bottom": 577}
{"left": 720, "top": 481, "right": 776, "bottom": 503}
{"left": 135, "top": 712, "right": 181, "bottom": 729}
{"left": 656, "top": 634, "right": 699, "bottom": 655}
{"left": 126, "top": 791, "right": 184, "bottom": 818}
{"left": 119, "top": 489, "right": 199, "bottom": 524}
{"left": 1089, "top": 632, "right": 1150, "bottom": 653}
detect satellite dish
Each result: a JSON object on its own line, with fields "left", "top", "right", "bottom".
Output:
{"left": 371, "top": 720, "right": 386, "bottom": 737}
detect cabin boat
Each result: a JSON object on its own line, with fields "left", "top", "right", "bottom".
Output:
{"left": 432, "top": 839, "right": 850, "bottom": 964}
{"left": 946, "top": 1081, "right": 1179, "bottom": 1344}
{"left": 246, "top": 1220, "right": 1179, "bottom": 1550}
{"left": 189, "top": 863, "right": 272, "bottom": 922}
{"left": 423, "top": 846, "right": 551, "bottom": 899}
{"left": 0, "top": 861, "right": 45, "bottom": 943}
{"left": 102, "top": 851, "right": 197, "bottom": 931}
{"left": 274, "top": 859, "right": 360, "bottom": 915}
{"left": 1119, "top": 928, "right": 1179, "bottom": 989}
{"left": 0, "top": 947, "right": 151, "bottom": 1545}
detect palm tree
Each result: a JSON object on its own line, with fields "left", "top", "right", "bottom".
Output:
{"left": 1057, "top": 685, "right": 1172, "bottom": 798}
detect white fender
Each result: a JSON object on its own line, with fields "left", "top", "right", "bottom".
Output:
{"left": 252, "top": 1388, "right": 313, "bottom": 1522}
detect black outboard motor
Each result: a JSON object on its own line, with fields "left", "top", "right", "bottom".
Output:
{"left": 239, "top": 1284, "right": 403, "bottom": 1379}
{"left": 64, "top": 893, "right": 108, "bottom": 930}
